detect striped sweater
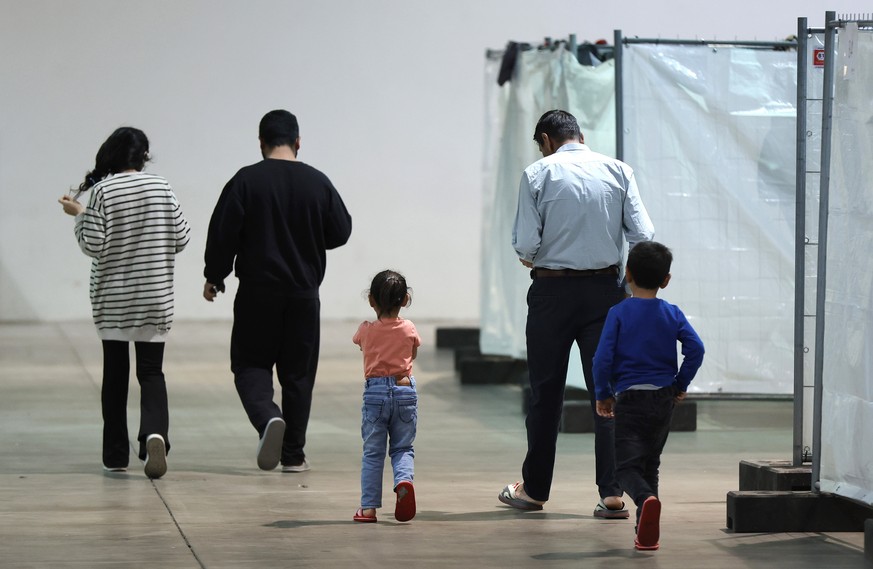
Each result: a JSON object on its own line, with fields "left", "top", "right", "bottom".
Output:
{"left": 74, "top": 172, "right": 191, "bottom": 342}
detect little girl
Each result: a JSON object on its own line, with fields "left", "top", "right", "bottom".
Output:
{"left": 352, "top": 270, "right": 421, "bottom": 523}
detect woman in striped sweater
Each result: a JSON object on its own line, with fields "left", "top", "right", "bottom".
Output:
{"left": 59, "top": 127, "right": 190, "bottom": 479}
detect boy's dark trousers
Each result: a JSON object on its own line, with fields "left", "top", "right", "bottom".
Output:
{"left": 614, "top": 385, "right": 676, "bottom": 523}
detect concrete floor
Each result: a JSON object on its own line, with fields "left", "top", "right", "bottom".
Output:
{"left": 0, "top": 320, "right": 867, "bottom": 568}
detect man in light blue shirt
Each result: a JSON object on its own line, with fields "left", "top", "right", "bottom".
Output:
{"left": 498, "top": 110, "right": 654, "bottom": 518}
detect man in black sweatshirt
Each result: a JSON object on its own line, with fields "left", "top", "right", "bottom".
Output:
{"left": 203, "top": 109, "right": 352, "bottom": 472}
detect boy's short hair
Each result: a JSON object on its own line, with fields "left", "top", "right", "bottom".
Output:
{"left": 628, "top": 241, "right": 672, "bottom": 289}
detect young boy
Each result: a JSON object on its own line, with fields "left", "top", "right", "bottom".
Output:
{"left": 593, "top": 241, "right": 704, "bottom": 551}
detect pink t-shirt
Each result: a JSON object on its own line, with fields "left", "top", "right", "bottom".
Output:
{"left": 352, "top": 318, "right": 421, "bottom": 378}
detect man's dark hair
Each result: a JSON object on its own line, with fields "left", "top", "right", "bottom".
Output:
{"left": 627, "top": 241, "right": 673, "bottom": 289}
{"left": 533, "top": 109, "right": 581, "bottom": 145}
{"left": 259, "top": 109, "right": 299, "bottom": 148}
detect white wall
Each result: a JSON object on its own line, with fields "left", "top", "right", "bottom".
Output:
{"left": 0, "top": 0, "right": 863, "bottom": 322}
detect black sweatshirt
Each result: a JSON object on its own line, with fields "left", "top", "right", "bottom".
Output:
{"left": 204, "top": 159, "right": 352, "bottom": 296}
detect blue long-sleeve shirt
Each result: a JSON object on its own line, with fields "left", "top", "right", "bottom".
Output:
{"left": 593, "top": 297, "right": 704, "bottom": 400}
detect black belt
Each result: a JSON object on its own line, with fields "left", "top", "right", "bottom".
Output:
{"left": 533, "top": 266, "right": 618, "bottom": 278}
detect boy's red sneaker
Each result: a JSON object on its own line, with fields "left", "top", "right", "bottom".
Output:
{"left": 634, "top": 496, "right": 661, "bottom": 550}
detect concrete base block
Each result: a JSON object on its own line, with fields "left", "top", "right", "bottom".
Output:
{"left": 459, "top": 356, "right": 526, "bottom": 385}
{"left": 453, "top": 346, "right": 481, "bottom": 371}
{"left": 560, "top": 400, "right": 593, "bottom": 433}
{"left": 559, "top": 398, "right": 697, "bottom": 433}
{"left": 521, "top": 384, "right": 588, "bottom": 419}
{"left": 739, "top": 460, "right": 811, "bottom": 491}
{"left": 726, "top": 491, "right": 873, "bottom": 533}
{"left": 435, "top": 327, "right": 479, "bottom": 349}
{"left": 521, "top": 385, "right": 531, "bottom": 414}
{"left": 866, "top": 519, "right": 873, "bottom": 567}
{"left": 564, "top": 386, "right": 588, "bottom": 401}
{"left": 671, "top": 401, "right": 697, "bottom": 431}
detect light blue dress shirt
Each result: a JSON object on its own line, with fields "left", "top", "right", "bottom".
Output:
{"left": 512, "top": 143, "right": 654, "bottom": 270}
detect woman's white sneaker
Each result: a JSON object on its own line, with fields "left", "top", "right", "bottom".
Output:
{"left": 144, "top": 434, "right": 167, "bottom": 479}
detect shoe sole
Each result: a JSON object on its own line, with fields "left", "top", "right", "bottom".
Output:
{"left": 281, "top": 463, "right": 311, "bottom": 473}
{"left": 635, "top": 496, "right": 661, "bottom": 549}
{"left": 498, "top": 485, "right": 544, "bottom": 511}
{"left": 394, "top": 481, "right": 416, "bottom": 522}
{"left": 594, "top": 506, "right": 630, "bottom": 519}
{"left": 634, "top": 539, "right": 660, "bottom": 551}
{"left": 144, "top": 436, "right": 167, "bottom": 479}
{"left": 257, "top": 418, "right": 285, "bottom": 470}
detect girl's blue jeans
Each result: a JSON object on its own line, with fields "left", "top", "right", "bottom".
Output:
{"left": 360, "top": 376, "right": 417, "bottom": 509}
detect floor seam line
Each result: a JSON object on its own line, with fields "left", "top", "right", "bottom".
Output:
{"left": 152, "top": 481, "right": 208, "bottom": 569}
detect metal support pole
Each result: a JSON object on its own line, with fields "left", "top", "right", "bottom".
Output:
{"left": 614, "top": 29, "right": 624, "bottom": 160}
{"left": 621, "top": 37, "right": 796, "bottom": 48}
{"left": 812, "top": 10, "right": 838, "bottom": 492}
{"left": 793, "top": 17, "right": 808, "bottom": 467}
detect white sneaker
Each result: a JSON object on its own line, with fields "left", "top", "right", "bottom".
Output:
{"left": 257, "top": 417, "right": 285, "bottom": 470}
{"left": 144, "top": 434, "right": 167, "bottom": 479}
{"left": 281, "top": 459, "right": 311, "bottom": 473}
{"left": 102, "top": 465, "right": 128, "bottom": 473}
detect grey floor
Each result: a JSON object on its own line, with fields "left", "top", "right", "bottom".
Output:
{"left": 0, "top": 320, "right": 867, "bottom": 568}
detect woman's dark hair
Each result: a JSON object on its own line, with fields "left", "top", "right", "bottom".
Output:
{"left": 369, "top": 270, "right": 411, "bottom": 318}
{"left": 627, "top": 241, "right": 673, "bottom": 289}
{"left": 259, "top": 109, "right": 299, "bottom": 148}
{"left": 78, "top": 127, "right": 150, "bottom": 192}
{"left": 533, "top": 109, "right": 581, "bottom": 145}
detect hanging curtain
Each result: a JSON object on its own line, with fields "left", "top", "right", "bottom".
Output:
{"left": 480, "top": 48, "right": 615, "bottom": 380}
{"left": 820, "top": 25, "right": 873, "bottom": 506}
{"left": 623, "top": 43, "right": 797, "bottom": 394}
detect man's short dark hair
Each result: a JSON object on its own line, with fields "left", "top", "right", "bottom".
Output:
{"left": 533, "top": 110, "right": 581, "bottom": 145}
{"left": 627, "top": 241, "right": 672, "bottom": 289}
{"left": 259, "top": 110, "right": 299, "bottom": 148}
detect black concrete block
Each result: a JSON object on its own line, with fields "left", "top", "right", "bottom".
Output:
{"left": 738, "top": 460, "right": 811, "bottom": 491}
{"left": 726, "top": 491, "right": 873, "bottom": 533}
{"left": 435, "top": 327, "right": 479, "bottom": 349}
{"left": 564, "top": 386, "right": 588, "bottom": 401}
{"left": 522, "top": 385, "right": 531, "bottom": 415}
{"left": 865, "top": 519, "right": 873, "bottom": 567}
{"left": 459, "top": 356, "right": 526, "bottom": 384}
{"left": 453, "top": 346, "right": 481, "bottom": 371}
{"left": 558, "top": 396, "right": 697, "bottom": 433}
{"left": 671, "top": 400, "right": 697, "bottom": 431}
{"left": 560, "top": 400, "right": 593, "bottom": 433}
{"left": 519, "top": 371, "right": 531, "bottom": 414}
{"left": 523, "top": 386, "right": 590, "bottom": 421}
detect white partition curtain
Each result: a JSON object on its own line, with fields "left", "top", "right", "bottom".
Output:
{"left": 819, "top": 24, "right": 873, "bottom": 505}
{"left": 622, "top": 44, "right": 797, "bottom": 393}
{"left": 482, "top": 42, "right": 798, "bottom": 394}
{"left": 480, "top": 47, "right": 615, "bottom": 378}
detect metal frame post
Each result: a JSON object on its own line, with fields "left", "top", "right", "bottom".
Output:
{"left": 614, "top": 29, "right": 624, "bottom": 160}
{"left": 793, "top": 17, "right": 808, "bottom": 467}
{"left": 812, "top": 10, "right": 838, "bottom": 491}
